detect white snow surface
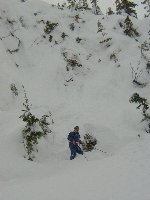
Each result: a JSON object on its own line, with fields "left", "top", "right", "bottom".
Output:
{"left": 0, "top": 0, "right": 150, "bottom": 199}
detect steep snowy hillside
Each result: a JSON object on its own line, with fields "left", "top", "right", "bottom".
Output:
{"left": 0, "top": 0, "right": 150, "bottom": 200}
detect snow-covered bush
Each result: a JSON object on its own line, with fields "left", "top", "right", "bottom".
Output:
{"left": 130, "top": 93, "right": 150, "bottom": 133}
{"left": 119, "top": 16, "right": 139, "bottom": 37}
{"left": 67, "top": 0, "right": 89, "bottom": 11}
{"left": 115, "top": 0, "right": 138, "bottom": 18}
{"left": 81, "top": 133, "right": 97, "bottom": 152}
{"left": 20, "top": 90, "right": 52, "bottom": 161}
{"left": 91, "top": 0, "right": 102, "bottom": 15}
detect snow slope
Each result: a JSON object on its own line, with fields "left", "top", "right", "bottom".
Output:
{"left": 0, "top": 0, "right": 150, "bottom": 199}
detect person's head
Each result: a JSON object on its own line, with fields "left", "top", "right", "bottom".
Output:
{"left": 74, "top": 126, "right": 79, "bottom": 132}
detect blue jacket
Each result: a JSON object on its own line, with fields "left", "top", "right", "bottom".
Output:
{"left": 68, "top": 132, "right": 81, "bottom": 143}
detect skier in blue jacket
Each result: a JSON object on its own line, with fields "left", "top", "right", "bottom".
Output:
{"left": 68, "top": 126, "right": 83, "bottom": 160}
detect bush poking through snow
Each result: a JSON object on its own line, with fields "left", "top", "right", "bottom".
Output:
{"left": 99, "top": 37, "right": 112, "bottom": 47}
{"left": 62, "top": 51, "right": 82, "bottom": 71}
{"left": 81, "top": 133, "right": 97, "bottom": 152}
{"left": 130, "top": 93, "right": 150, "bottom": 133}
{"left": 66, "top": 58, "right": 82, "bottom": 70}
{"left": 130, "top": 93, "right": 149, "bottom": 112}
{"left": 115, "top": 0, "right": 138, "bottom": 18}
{"left": 107, "top": 7, "right": 115, "bottom": 15}
{"left": 97, "top": 20, "right": 104, "bottom": 33}
{"left": 49, "top": 35, "right": 53, "bottom": 42}
{"left": 91, "top": 0, "right": 102, "bottom": 15}
{"left": 44, "top": 21, "right": 58, "bottom": 34}
{"left": 74, "top": 14, "right": 82, "bottom": 23}
{"left": 69, "top": 23, "right": 75, "bottom": 31}
{"left": 140, "top": 41, "right": 150, "bottom": 59}
{"left": 76, "top": 37, "right": 82, "bottom": 43}
{"left": 61, "top": 32, "right": 68, "bottom": 40}
{"left": 20, "top": 88, "right": 52, "bottom": 161}
{"left": 110, "top": 52, "right": 118, "bottom": 63}
{"left": 10, "top": 83, "right": 18, "bottom": 96}
{"left": 119, "top": 16, "right": 139, "bottom": 38}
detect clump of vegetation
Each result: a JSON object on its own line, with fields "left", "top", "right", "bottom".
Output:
{"left": 130, "top": 93, "right": 150, "bottom": 133}
{"left": 10, "top": 83, "right": 18, "bottom": 96}
{"left": 57, "top": 3, "right": 67, "bottom": 10}
{"left": 44, "top": 21, "right": 58, "bottom": 34}
{"left": 62, "top": 51, "right": 82, "bottom": 71}
{"left": 61, "top": 32, "right": 68, "bottom": 40}
{"left": 66, "top": 58, "right": 82, "bottom": 71}
{"left": 74, "top": 14, "right": 82, "bottom": 23}
{"left": 76, "top": 37, "right": 82, "bottom": 43}
{"left": 141, "top": 0, "right": 150, "bottom": 18}
{"left": 119, "top": 16, "right": 139, "bottom": 37}
{"left": 91, "top": 0, "right": 102, "bottom": 15}
{"left": 67, "top": 0, "right": 89, "bottom": 11}
{"left": 81, "top": 133, "right": 97, "bottom": 152}
{"left": 115, "top": 0, "right": 138, "bottom": 18}
{"left": 110, "top": 52, "right": 118, "bottom": 63}
{"left": 140, "top": 41, "right": 150, "bottom": 60}
{"left": 20, "top": 88, "right": 52, "bottom": 161}
{"left": 99, "top": 37, "right": 112, "bottom": 47}
{"left": 49, "top": 35, "right": 53, "bottom": 42}
{"left": 69, "top": 23, "right": 75, "bottom": 31}
{"left": 107, "top": 7, "right": 115, "bottom": 15}
{"left": 97, "top": 20, "right": 104, "bottom": 33}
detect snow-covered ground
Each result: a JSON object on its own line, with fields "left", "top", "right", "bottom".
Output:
{"left": 0, "top": 0, "right": 150, "bottom": 199}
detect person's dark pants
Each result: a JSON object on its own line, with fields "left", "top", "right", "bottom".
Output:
{"left": 69, "top": 143, "right": 83, "bottom": 160}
